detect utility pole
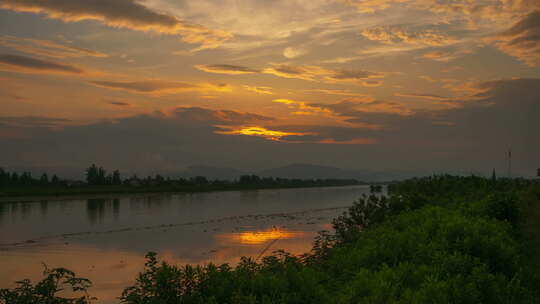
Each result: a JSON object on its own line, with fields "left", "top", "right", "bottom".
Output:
{"left": 507, "top": 149, "right": 512, "bottom": 178}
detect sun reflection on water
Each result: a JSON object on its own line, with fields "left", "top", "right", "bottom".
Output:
{"left": 219, "top": 227, "right": 305, "bottom": 245}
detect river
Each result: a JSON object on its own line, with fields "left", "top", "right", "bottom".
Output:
{"left": 0, "top": 185, "right": 373, "bottom": 303}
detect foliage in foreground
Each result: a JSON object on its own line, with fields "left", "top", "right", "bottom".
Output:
{"left": 2, "top": 175, "right": 539, "bottom": 304}
{"left": 0, "top": 267, "right": 93, "bottom": 304}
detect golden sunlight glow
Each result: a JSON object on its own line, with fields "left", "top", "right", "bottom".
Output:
{"left": 216, "top": 126, "right": 314, "bottom": 141}
{"left": 273, "top": 98, "right": 331, "bottom": 115}
{"left": 219, "top": 227, "right": 305, "bottom": 245}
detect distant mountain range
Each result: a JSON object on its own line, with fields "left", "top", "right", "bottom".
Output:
{"left": 257, "top": 163, "right": 371, "bottom": 180}
{"left": 179, "top": 165, "right": 246, "bottom": 181}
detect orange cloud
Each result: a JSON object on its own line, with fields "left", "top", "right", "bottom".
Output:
{"left": 263, "top": 64, "right": 384, "bottom": 86}
{"left": 422, "top": 49, "right": 473, "bottom": 62}
{"left": 0, "top": 0, "right": 232, "bottom": 49}
{"left": 89, "top": 80, "right": 232, "bottom": 95}
{"left": 416, "top": 0, "right": 538, "bottom": 23}
{"left": 195, "top": 64, "right": 260, "bottom": 75}
{"left": 360, "top": 80, "right": 384, "bottom": 87}
{"left": 263, "top": 64, "right": 329, "bottom": 81}
{"left": 168, "top": 107, "right": 274, "bottom": 125}
{"left": 395, "top": 92, "right": 458, "bottom": 101}
{"left": 195, "top": 62, "right": 384, "bottom": 87}
{"left": 361, "top": 26, "right": 456, "bottom": 46}
{"left": 0, "top": 35, "right": 108, "bottom": 58}
{"left": 443, "top": 80, "right": 493, "bottom": 96}
{"left": 216, "top": 126, "right": 314, "bottom": 141}
{"left": 394, "top": 93, "right": 467, "bottom": 108}
{"left": 303, "top": 89, "right": 370, "bottom": 97}
{"left": 244, "top": 85, "right": 273, "bottom": 95}
{"left": 0, "top": 53, "right": 86, "bottom": 75}
{"left": 311, "top": 98, "right": 414, "bottom": 117}
{"left": 324, "top": 69, "right": 384, "bottom": 85}
{"left": 488, "top": 10, "right": 540, "bottom": 67}
{"left": 344, "top": 0, "right": 408, "bottom": 13}
{"left": 346, "top": 0, "right": 537, "bottom": 23}
{"left": 273, "top": 98, "right": 332, "bottom": 115}
{"left": 108, "top": 101, "right": 131, "bottom": 107}
{"left": 423, "top": 50, "right": 449, "bottom": 60}
{"left": 283, "top": 46, "right": 308, "bottom": 59}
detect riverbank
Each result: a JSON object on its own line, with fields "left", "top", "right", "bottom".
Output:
{"left": 0, "top": 181, "right": 367, "bottom": 201}
{"left": 4, "top": 176, "right": 538, "bottom": 303}
{"left": 0, "top": 184, "right": 372, "bottom": 304}
{"left": 119, "top": 176, "right": 540, "bottom": 303}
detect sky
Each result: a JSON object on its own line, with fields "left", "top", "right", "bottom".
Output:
{"left": 0, "top": 0, "right": 539, "bottom": 177}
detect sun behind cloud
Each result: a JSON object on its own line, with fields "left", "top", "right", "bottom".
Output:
{"left": 216, "top": 126, "right": 315, "bottom": 142}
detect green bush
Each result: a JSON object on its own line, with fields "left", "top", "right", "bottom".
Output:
{"left": 0, "top": 267, "right": 93, "bottom": 304}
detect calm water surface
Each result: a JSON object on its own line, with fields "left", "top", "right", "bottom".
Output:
{"left": 0, "top": 185, "right": 372, "bottom": 303}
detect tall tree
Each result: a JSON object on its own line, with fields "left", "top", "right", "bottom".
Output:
{"left": 0, "top": 168, "right": 7, "bottom": 187}
{"left": 112, "top": 170, "right": 122, "bottom": 185}
{"left": 86, "top": 164, "right": 98, "bottom": 185}
{"left": 40, "top": 173, "right": 49, "bottom": 185}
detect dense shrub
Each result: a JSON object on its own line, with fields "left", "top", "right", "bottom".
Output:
{"left": 325, "top": 207, "right": 527, "bottom": 303}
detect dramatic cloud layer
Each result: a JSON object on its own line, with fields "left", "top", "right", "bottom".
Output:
{"left": 490, "top": 10, "right": 540, "bottom": 66}
{"left": 346, "top": 0, "right": 537, "bottom": 21}
{"left": 1, "top": 78, "right": 539, "bottom": 175}
{"left": 0, "top": 0, "right": 232, "bottom": 48}
{"left": 0, "top": 0, "right": 539, "bottom": 176}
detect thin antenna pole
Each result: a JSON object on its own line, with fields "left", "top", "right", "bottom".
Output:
{"left": 507, "top": 149, "right": 512, "bottom": 178}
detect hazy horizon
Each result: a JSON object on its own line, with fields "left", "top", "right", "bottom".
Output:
{"left": 0, "top": 162, "right": 530, "bottom": 182}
